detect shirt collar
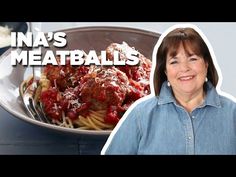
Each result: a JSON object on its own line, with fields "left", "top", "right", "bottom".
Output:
{"left": 157, "top": 81, "right": 221, "bottom": 108}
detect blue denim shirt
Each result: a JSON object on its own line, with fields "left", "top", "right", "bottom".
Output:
{"left": 102, "top": 81, "right": 236, "bottom": 154}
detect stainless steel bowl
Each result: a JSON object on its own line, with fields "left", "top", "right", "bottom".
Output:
{"left": 0, "top": 26, "right": 160, "bottom": 136}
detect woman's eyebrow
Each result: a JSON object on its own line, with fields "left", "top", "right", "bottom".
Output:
{"left": 188, "top": 54, "right": 201, "bottom": 58}
{"left": 167, "top": 56, "right": 178, "bottom": 61}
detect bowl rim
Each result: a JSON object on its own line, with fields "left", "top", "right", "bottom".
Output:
{"left": 56, "top": 25, "right": 161, "bottom": 37}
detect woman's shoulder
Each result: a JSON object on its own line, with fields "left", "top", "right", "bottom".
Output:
{"left": 218, "top": 93, "right": 236, "bottom": 109}
{"left": 130, "top": 95, "right": 159, "bottom": 112}
{"left": 135, "top": 95, "right": 158, "bottom": 106}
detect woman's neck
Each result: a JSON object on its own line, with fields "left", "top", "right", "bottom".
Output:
{"left": 173, "top": 89, "right": 205, "bottom": 113}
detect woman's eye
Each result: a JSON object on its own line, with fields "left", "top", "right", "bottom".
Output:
{"left": 189, "top": 58, "right": 197, "bottom": 61}
{"left": 170, "top": 61, "right": 178, "bottom": 65}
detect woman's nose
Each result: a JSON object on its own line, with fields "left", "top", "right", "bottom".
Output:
{"left": 179, "top": 61, "right": 190, "bottom": 72}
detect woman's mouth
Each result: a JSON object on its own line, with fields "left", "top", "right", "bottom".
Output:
{"left": 179, "top": 76, "right": 194, "bottom": 81}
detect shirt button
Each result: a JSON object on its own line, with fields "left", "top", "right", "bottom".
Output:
{"left": 192, "top": 115, "right": 195, "bottom": 119}
{"left": 188, "top": 136, "right": 192, "bottom": 140}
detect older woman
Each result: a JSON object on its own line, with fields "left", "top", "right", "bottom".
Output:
{"left": 101, "top": 25, "right": 236, "bottom": 155}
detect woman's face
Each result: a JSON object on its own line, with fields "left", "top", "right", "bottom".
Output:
{"left": 165, "top": 43, "right": 208, "bottom": 96}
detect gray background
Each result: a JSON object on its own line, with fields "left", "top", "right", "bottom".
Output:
{"left": 31, "top": 22, "right": 236, "bottom": 98}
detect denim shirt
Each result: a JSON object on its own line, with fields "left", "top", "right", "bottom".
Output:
{"left": 103, "top": 81, "right": 236, "bottom": 155}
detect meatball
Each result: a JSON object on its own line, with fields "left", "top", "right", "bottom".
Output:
{"left": 79, "top": 66, "right": 129, "bottom": 111}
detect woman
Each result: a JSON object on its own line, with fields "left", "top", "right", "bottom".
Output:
{"left": 101, "top": 24, "right": 236, "bottom": 154}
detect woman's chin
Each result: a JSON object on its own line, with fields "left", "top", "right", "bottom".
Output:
{"left": 177, "top": 85, "right": 197, "bottom": 95}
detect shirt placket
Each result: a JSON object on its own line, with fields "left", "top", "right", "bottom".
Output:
{"left": 184, "top": 113, "right": 195, "bottom": 154}
{"left": 178, "top": 107, "right": 195, "bottom": 154}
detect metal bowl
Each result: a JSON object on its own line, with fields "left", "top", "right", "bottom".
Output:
{"left": 0, "top": 26, "right": 160, "bottom": 136}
